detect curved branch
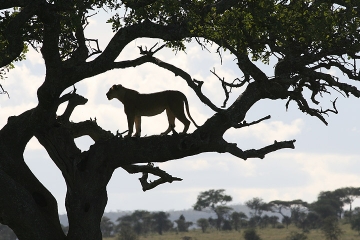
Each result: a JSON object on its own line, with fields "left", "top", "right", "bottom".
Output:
{"left": 80, "top": 20, "right": 190, "bottom": 81}
{"left": 147, "top": 55, "right": 223, "bottom": 112}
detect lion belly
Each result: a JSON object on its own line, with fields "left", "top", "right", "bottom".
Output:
{"left": 134, "top": 92, "right": 170, "bottom": 116}
{"left": 137, "top": 106, "right": 166, "bottom": 116}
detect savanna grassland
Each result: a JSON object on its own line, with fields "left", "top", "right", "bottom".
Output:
{"left": 104, "top": 222, "right": 360, "bottom": 240}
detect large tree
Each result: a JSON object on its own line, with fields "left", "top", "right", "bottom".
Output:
{"left": 0, "top": 1, "right": 360, "bottom": 240}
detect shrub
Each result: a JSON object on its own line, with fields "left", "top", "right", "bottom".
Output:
{"left": 276, "top": 224, "right": 285, "bottom": 229}
{"left": 243, "top": 228, "right": 262, "bottom": 240}
{"left": 286, "top": 231, "right": 308, "bottom": 240}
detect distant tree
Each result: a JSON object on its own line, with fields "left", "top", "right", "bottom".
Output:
{"left": 222, "top": 220, "right": 232, "bottom": 231}
{"left": 270, "top": 200, "right": 289, "bottom": 217}
{"left": 130, "top": 210, "right": 152, "bottom": 236}
{"left": 314, "top": 191, "right": 344, "bottom": 219}
{"left": 243, "top": 228, "right": 262, "bottom": 240}
{"left": 269, "top": 216, "right": 279, "bottom": 228}
{"left": 245, "top": 197, "right": 272, "bottom": 227}
{"left": 245, "top": 198, "right": 270, "bottom": 219}
{"left": 351, "top": 213, "right": 360, "bottom": 235}
{"left": 215, "top": 205, "right": 233, "bottom": 230}
{"left": 305, "top": 212, "right": 320, "bottom": 230}
{"left": 208, "top": 217, "right": 217, "bottom": 229}
{"left": 116, "top": 222, "right": 138, "bottom": 240}
{"left": 292, "top": 210, "right": 309, "bottom": 232}
{"left": 231, "top": 211, "right": 248, "bottom": 231}
{"left": 196, "top": 218, "right": 210, "bottom": 233}
{"left": 288, "top": 202, "right": 310, "bottom": 231}
{"left": 100, "top": 216, "right": 115, "bottom": 237}
{"left": 151, "top": 211, "right": 173, "bottom": 235}
{"left": 282, "top": 216, "right": 292, "bottom": 229}
{"left": 115, "top": 210, "right": 152, "bottom": 236}
{"left": 193, "top": 189, "right": 233, "bottom": 230}
{"left": 334, "top": 187, "right": 360, "bottom": 220}
{"left": 269, "top": 199, "right": 308, "bottom": 223}
{"left": 248, "top": 216, "right": 261, "bottom": 228}
{"left": 175, "top": 214, "right": 193, "bottom": 232}
{"left": 321, "top": 216, "right": 343, "bottom": 240}
{"left": 259, "top": 215, "right": 269, "bottom": 228}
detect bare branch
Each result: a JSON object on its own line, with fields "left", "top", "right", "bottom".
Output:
{"left": 286, "top": 91, "right": 329, "bottom": 125}
{"left": 233, "top": 115, "right": 271, "bottom": 129}
{"left": 210, "top": 68, "right": 249, "bottom": 108}
{"left": 146, "top": 55, "right": 223, "bottom": 112}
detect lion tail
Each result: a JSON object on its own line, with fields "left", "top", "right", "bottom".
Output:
{"left": 184, "top": 97, "right": 199, "bottom": 128}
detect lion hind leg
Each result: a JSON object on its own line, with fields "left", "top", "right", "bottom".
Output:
{"left": 174, "top": 108, "right": 190, "bottom": 134}
{"left": 161, "top": 109, "right": 176, "bottom": 135}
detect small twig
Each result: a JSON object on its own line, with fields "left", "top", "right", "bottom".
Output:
{"left": 0, "top": 84, "right": 10, "bottom": 98}
{"left": 137, "top": 43, "right": 165, "bottom": 56}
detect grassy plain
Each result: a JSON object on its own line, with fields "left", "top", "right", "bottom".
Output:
{"left": 104, "top": 223, "right": 360, "bottom": 240}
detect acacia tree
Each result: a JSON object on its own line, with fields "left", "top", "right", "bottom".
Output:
{"left": 193, "top": 189, "right": 233, "bottom": 230}
{"left": 1, "top": 1, "right": 360, "bottom": 240}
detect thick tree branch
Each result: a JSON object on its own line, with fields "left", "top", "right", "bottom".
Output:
{"left": 0, "top": 0, "right": 32, "bottom": 10}
{"left": 69, "top": 120, "right": 114, "bottom": 142}
{"left": 0, "top": 168, "right": 66, "bottom": 240}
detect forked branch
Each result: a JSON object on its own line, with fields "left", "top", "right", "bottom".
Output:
{"left": 210, "top": 68, "right": 249, "bottom": 108}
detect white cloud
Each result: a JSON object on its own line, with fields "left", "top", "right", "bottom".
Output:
{"left": 229, "top": 152, "right": 360, "bottom": 205}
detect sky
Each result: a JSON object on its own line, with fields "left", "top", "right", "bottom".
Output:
{"left": 1, "top": 10, "right": 360, "bottom": 215}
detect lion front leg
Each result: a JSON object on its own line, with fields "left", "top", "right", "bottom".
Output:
{"left": 134, "top": 116, "right": 141, "bottom": 137}
{"left": 126, "top": 113, "right": 135, "bottom": 138}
